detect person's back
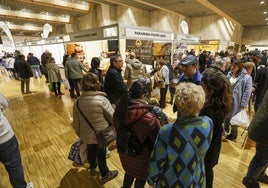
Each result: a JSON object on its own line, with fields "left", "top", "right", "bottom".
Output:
{"left": 14, "top": 55, "right": 32, "bottom": 79}
{"left": 254, "top": 66, "right": 268, "bottom": 111}
{"left": 148, "top": 83, "right": 213, "bottom": 188}
{"left": 124, "top": 58, "right": 146, "bottom": 88}
{"left": 72, "top": 73, "right": 118, "bottom": 184}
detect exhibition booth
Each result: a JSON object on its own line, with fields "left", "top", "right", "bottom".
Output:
{"left": 16, "top": 23, "right": 176, "bottom": 73}
{"left": 174, "top": 33, "right": 200, "bottom": 55}
{"left": 193, "top": 40, "right": 235, "bottom": 54}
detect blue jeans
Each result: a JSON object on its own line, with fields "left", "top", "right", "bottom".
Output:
{"left": 245, "top": 143, "right": 268, "bottom": 182}
{"left": 87, "top": 144, "right": 109, "bottom": 177}
{"left": 0, "top": 136, "right": 27, "bottom": 188}
{"left": 31, "top": 66, "right": 42, "bottom": 78}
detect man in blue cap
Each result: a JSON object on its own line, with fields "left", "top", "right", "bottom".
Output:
{"left": 173, "top": 54, "right": 202, "bottom": 112}
{"left": 178, "top": 54, "right": 202, "bottom": 85}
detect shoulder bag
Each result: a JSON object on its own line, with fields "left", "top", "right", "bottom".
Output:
{"left": 76, "top": 99, "right": 116, "bottom": 148}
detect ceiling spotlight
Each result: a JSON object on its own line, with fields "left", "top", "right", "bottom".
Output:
{"left": 264, "top": 11, "right": 267, "bottom": 14}
{"left": 265, "top": 18, "right": 268, "bottom": 20}
{"left": 260, "top": 1, "right": 265, "bottom": 4}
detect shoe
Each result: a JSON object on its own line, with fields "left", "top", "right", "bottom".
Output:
{"left": 242, "top": 177, "right": 260, "bottom": 188}
{"left": 89, "top": 168, "right": 97, "bottom": 176}
{"left": 26, "top": 182, "right": 34, "bottom": 188}
{"left": 258, "top": 174, "right": 268, "bottom": 184}
{"left": 225, "top": 134, "right": 237, "bottom": 141}
{"left": 221, "top": 136, "right": 228, "bottom": 142}
{"left": 101, "top": 170, "right": 118, "bottom": 184}
{"left": 59, "top": 92, "right": 65, "bottom": 95}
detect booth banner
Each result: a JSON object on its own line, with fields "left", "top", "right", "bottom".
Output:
{"left": 125, "top": 28, "right": 172, "bottom": 41}
{"left": 176, "top": 34, "right": 200, "bottom": 44}
{"left": 126, "top": 39, "right": 153, "bottom": 65}
{"left": 69, "top": 29, "right": 103, "bottom": 42}
{"left": 194, "top": 45, "right": 218, "bottom": 53}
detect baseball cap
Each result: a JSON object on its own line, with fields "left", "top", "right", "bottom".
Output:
{"left": 180, "top": 55, "right": 197, "bottom": 65}
{"left": 252, "top": 50, "right": 261, "bottom": 57}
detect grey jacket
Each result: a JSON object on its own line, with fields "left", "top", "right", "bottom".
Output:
{"left": 248, "top": 90, "right": 268, "bottom": 146}
{"left": 72, "top": 91, "right": 114, "bottom": 144}
{"left": 0, "top": 93, "right": 14, "bottom": 144}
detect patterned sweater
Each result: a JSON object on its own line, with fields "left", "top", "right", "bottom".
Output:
{"left": 148, "top": 116, "right": 213, "bottom": 188}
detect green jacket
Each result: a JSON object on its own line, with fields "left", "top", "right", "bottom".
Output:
{"left": 65, "top": 57, "right": 87, "bottom": 79}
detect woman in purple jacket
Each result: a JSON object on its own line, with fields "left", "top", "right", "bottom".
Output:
{"left": 225, "top": 60, "right": 252, "bottom": 140}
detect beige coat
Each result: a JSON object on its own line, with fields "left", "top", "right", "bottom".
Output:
{"left": 124, "top": 59, "right": 146, "bottom": 88}
{"left": 46, "top": 63, "right": 61, "bottom": 82}
{"left": 72, "top": 91, "right": 114, "bottom": 144}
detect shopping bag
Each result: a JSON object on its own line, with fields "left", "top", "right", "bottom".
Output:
{"left": 61, "top": 79, "right": 70, "bottom": 90}
{"left": 230, "top": 109, "right": 250, "bottom": 128}
{"left": 68, "top": 138, "right": 82, "bottom": 165}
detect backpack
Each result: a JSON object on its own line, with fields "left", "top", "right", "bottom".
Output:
{"left": 116, "top": 123, "right": 145, "bottom": 156}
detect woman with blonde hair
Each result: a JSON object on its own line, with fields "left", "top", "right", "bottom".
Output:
{"left": 148, "top": 83, "right": 213, "bottom": 188}
{"left": 72, "top": 72, "right": 118, "bottom": 184}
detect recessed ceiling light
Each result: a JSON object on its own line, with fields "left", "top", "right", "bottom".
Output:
{"left": 264, "top": 11, "right": 268, "bottom": 14}
{"left": 260, "top": 1, "right": 265, "bottom": 4}
{"left": 265, "top": 18, "right": 268, "bottom": 20}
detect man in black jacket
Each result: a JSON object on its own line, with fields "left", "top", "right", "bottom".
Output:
{"left": 104, "top": 55, "right": 128, "bottom": 107}
{"left": 243, "top": 90, "right": 268, "bottom": 188}
{"left": 14, "top": 54, "right": 33, "bottom": 94}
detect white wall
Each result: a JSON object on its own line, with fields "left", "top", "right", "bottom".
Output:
{"left": 242, "top": 26, "right": 268, "bottom": 45}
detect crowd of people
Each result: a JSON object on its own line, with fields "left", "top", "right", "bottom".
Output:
{"left": 0, "top": 48, "right": 268, "bottom": 187}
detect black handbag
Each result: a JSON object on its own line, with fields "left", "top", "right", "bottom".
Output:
{"left": 76, "top": 99, "right": 116, "bottom": 148}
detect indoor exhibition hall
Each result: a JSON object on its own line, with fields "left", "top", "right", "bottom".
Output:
{"left": 0, "top": 0, "right": 268, "bottom": 188}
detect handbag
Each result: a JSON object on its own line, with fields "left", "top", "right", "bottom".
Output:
{"left": 76, "top": 99, "right": 116, "bottom": 148}
{"left": 230, "top": 109, "right": 250, "bottom": 128}
{"left": 68, "top": 138, "right": 82, "bottom": 165}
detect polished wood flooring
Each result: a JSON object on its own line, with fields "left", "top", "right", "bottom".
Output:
{"left": 0, "top": 74, "right": 267, "bottom": 188}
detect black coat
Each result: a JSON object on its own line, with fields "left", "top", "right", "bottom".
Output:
{"left": 248, "top": 90, "right": 268, "bottom": 146}
{"left": 104, "top": 67, "right": 128, "bottom": 104}
{"left": 200, "top": 107, "right": 224, "bottom": 168}
{"left": 254, "top": 66, "right": 268, "bottom": 111}
{"left": 14, "top": 59, "right": 33, "bottom": 78}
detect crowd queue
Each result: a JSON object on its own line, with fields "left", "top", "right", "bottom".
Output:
{"left": 0, "top": 48, "right": 268, "bottom": 188}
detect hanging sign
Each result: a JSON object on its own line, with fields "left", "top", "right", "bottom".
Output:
{"left": 176, "top": 34, "right": 200, "bottom": 44}
{"left": 125, "top": 28, "right": 172, "bottom": 41}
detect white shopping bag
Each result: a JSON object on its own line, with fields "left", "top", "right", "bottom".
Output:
{"left": 61, "top": 79, "right": 70, "bottom": 90}
{"left": 230, "top": 109, "right": 250, "bottom": 128}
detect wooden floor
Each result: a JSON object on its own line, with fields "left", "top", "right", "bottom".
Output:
{"left": 0, "top": 74, "right": 267, "bottom": 188}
